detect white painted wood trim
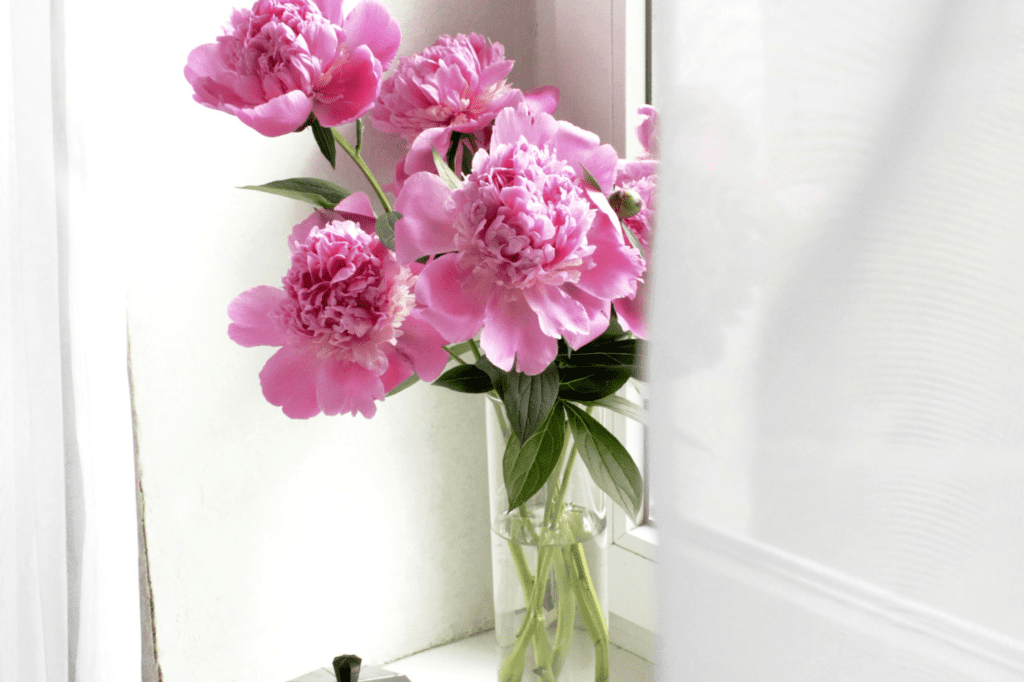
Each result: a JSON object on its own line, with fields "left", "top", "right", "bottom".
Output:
{"left": 673, "top": 519, "right": 1024, "bottom": 679}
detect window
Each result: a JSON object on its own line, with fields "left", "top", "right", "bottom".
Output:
{"left": 610, "top": 0, "right": 657, "bottom": 660}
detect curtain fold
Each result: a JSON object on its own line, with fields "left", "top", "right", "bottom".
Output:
{"left": 2, "top": 0, "right": 142, "bottom": 678}
{"left": 1, "top": 0, "right": 70, "bottom": 678}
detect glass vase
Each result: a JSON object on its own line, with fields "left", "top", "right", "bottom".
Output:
{"left": 486, "top": 396, "right": 610, "bottom": 682}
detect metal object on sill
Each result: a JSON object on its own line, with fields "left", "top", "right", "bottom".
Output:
{"left": 333, "top": 655, "right": 361, "bottom": 682}
{"left": 288, "top": 662, "right": 411, "bottom": 682}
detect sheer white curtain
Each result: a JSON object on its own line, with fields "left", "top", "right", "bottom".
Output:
{"left": 650, "top": 1, "right": 1024, "bottom": 679}
{"left": 2, "top": 0, "right": 141, "bottom": 679}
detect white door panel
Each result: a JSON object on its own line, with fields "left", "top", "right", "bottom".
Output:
{"left": 650, "top": 1, "right": 1024, "bottom": 679}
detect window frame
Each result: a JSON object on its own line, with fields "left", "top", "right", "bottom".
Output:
{"left": 608, "top": 0, "right": 657, "bottom": 660}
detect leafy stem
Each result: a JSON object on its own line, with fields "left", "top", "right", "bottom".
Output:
{"left": 332, "top": 127, "right": 393, "bottom": 214}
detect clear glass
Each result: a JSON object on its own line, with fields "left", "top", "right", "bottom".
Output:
{"left": 486, "top": 396, "right": 609, "bottom": 682}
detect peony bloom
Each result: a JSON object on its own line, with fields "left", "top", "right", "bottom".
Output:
{"left": 227, "top": 193, "right": 448, "bottom": 418}
{"left": 185, "top": 0, "right": 401, "bottom": 136}
{"left": 371, "top": 33, "right": 522, "bottom": 142}
{"left": 610, "top": 105, "right": 660, "bottom": 337}
{"left": 393, "top": 104, "right": 644, "bottom": 375}
{"left": 385, "top": 85, "right": 560, "bottom": 196}
{"left": 636, "top": 104, "right": 659, "bottom": 157}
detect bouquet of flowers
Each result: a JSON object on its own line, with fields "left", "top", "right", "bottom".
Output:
{"left": 186, "top": 2, "right": 657, "bottom": 680}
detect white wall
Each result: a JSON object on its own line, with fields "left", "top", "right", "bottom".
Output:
{"left": 68, "top": 1, "right": 536, "bottom": 681}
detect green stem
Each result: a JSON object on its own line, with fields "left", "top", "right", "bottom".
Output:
{"left": 550, "top": 551, "right": 576, "bottom": 677}
{"left": 355, "top": 119, "right": 363, "bottom": 155}
{"left": 548, "top": 438, "right": 581, "bottom": 528}
{"left": 332, "top": 128, "right": 393, "bottom": 213}
{"left": 508, "top": 539, "right": 534, "bottom": 597}
{"left": 445, "top": 346, "right": 469, "bottom": 365}
{"left": 468, "top": 338, "right": 482, "bottom": 361}
{"left": 500, "top": 547, "right": 557, "bottom": 682}
{"left": 503, "top": 532, "right": 552, "bottom": 675}
{"left": 566, "top": 544, "right": 609, "bottom": 682}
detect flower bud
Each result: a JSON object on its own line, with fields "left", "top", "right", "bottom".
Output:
{"left": 608, "top": 188, "right": 643, "bottom": 220}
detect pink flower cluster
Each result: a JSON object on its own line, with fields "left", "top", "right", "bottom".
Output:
{"left": 371, "top": 33, "right": 521, "bottom": 141}
{"left": 185, "top": 0, "right": 400, "bottom": 136}
{"left": 190, "top": 5, "right": 660, "bottom": 414}
{"left": 227, "top": 194, "right": 447, "bottom": 418}
{"left": 374, "top": 33, "right": 559, "bottom": 195}
{"left": 394, "top": 104, "right": 644, "bottom": 375}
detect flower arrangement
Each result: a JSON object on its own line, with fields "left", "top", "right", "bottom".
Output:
{"left": 187, "top": 2, "right": 657, "bottom": 680}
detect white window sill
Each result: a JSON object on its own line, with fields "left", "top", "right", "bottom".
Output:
{"left": 290, "top": 629, "right": 653, "bottom": 682}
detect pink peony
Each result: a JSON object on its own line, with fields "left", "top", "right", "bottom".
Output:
{"left": 371, "top": 34, "right": 523, "bottom": 142}
{"left": 185, "top": 0, "right": 400, "bottom": 136}
{"left": 393, "top": 104, "right": 644, "bottom": 375}
{"left": 636, "top": 104, "right": 659, "bottom": 157}
{"left": 385, "top": 86, "right": 560, "bottom": 196}
{"left": 227, "top": 193, "right": 448, "bottom": 418}
{"left": 610, "top": 106, "right": 660, "bottom": 337}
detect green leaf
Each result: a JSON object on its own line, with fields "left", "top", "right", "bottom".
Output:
{"left": 579, "top": 163, "right": 603, "bottom": 193}
{"left": 385, "top": 374, "right": 420, "bottom": 397}
{"left": 558, "top": 365, "right": 632, "bottom": 402}
{"left": 239, "top": 178, "right": 352, "bottom": 209}
{"left": 432, "top": 146, "right": 462, "bottom": 190}
{"left": 375, "top": 211, "right": 401, "bottom": 250}
{"left": 445, "top": 131, "right": 463, "bottom": 172}
{"left": 460, "top": 139, "right": 475, "bottom": 177}
{"left": 563, "top": 402, "right": 643, "bottom": 521}
{"left": 581, "top": 393, "right": 647, "bottom": 425}
{"left": 504, "top": 402, "right": 566, "bottom": 510}
{"left": 622, "top": 220, "right": 647, "bottom": 260}
{"left": 562, "top": 336, "right": 639, "bottom": 369}
{"left": 432, "top": 364, "right": 493, "bottom": 393}
{"left": 310, "top": 117, "right": 337, "bottom": 168}
{"left": 557, "top": 334, "right": 639, "bottom": 400}
{"left": 499, "top": 363, "right": 560, "bottom": 444}
{"left": 475, "top": 356, "right": 505, "bottom": 397}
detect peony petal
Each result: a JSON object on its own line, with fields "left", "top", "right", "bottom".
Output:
{"left": 313, "top": 0, "right": 342, "bottom": 24}
{"left": 185, "top": 44, "right": 255, "bottom": 110}
{"left": 480, "top": 293, "right": 558, "bottom": 375}
{"left": 523, "top": 86, "right": 559, "bottom": 115}
{"left": 549, "top": 123, "right": 618, "bottom": 192}
{"left": 575, "top": 207, "right": 644, "bottom": 301}
{"left": 228, "top": 286, "right": 290, "bottom": 347}
{"left": 313, "top": 45, "right": 381, "bottom": 127}
{"left": 379, "top": 346, "right": 415, "bottom": 394}
{"left": 259, "top": 343, "right": 322, "bottom": 419}
{"left": 560, "top": 284, "right": 611, "bottom": 349}
{"left": 333, "top": 191, "right": 377, "bottom": 234}
{"left": 490, "top": 103, "right": 558, "bottom": 148}
{"left": 235, "top": 91, "right": 314, "bottom": 137}
{"left": 404, "top": 127, "right": 456, "bottom": 175}
{"left": 414, "top": 254, "right": 488, "bottom": 343}
{"left": 522, "top": 283, "right": 590, "bottom": 339}
{"left": 289, "top": 210, "right": 328, "bottom": 248}
{"left": 636, "top": 104, "right": 659, "bottom": 157}
{"left": 395, "top": 311, "right": 450, "bottom": 382}
{"left": 315, "top": 355, "right": 385, "bottom": 418}
{"left": 302, "top": 20, "right": 341, "bottom": 66}
{"left": 614, "top": 286, "right": 647, "bottom": 339}
{"left": 393, "top": 173, "right": 458, "bottom": 264}
{"left": 342, "top": 0, "right": 401, "bottom": 69}
{"left": 616, "top": 158, "right": 659, "bottom": 185}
